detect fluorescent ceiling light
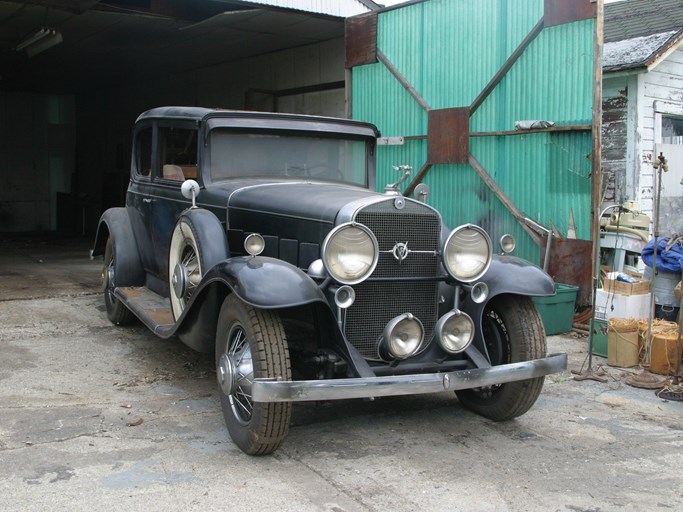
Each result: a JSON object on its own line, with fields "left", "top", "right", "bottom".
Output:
{"left": 14, "top": 28, "right": 63, "bottom": 58}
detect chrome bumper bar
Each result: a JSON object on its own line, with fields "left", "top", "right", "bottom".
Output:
{"left": 251, "top": 353, "right": 567, "bottom": 402}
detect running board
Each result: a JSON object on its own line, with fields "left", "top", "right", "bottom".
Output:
{"left": 114, "top": 287, "right": 176, "bottom": 336}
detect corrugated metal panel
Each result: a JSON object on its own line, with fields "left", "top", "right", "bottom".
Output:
{"left": 352, "top": 0, "right": 594, "bottom": 265}
{"left": 243, "top": 0, "right": 373, "bottom": 17}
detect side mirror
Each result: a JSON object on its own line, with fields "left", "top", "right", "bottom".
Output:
{"left": 413, "top": 183, "right": 430, "bottom": 203}
{"left": 181, "top": 179, "right": 200, "bottom": 208}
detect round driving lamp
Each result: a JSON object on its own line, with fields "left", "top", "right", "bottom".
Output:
{"left": 244, "top": 233, "right": 265, "bottom": 256}
{"left": 435, "top": 310, "right": 475, "bottom": 354}
{"left": 378, "top": 313, "right": 424, "bottom": 361}
{"left": 443, "top": 224, "right": 492, "bottom": 282}
{"left": 499, "top": 234, "right": 516, "bottom": 254}
{"left": 322, "top": 223, "right": 379, "bottom": 284}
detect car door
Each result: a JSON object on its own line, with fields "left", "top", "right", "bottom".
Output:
{"left": 148, "top": 123, "right": 199, "bottom": 283}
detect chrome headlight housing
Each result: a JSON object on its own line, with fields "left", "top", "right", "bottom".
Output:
{"left": 443, "top": 224, "right": 492, "bottom": 282}
{"left": 435, "top": 310, "right": 474, "bottom": 354}
{"left": 244, "top": 233, "right": 265, "bottom": 256}
{"left": 378, "top": 313, "right": 424, "bottom": 361}
{"left": 322, "top": 222, "right": 379, "bottom": 285}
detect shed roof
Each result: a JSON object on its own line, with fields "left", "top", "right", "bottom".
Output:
{"left": 604, "top": 0, "right": 683, "bottom": 72}
{"left": 238, "top": 0, "right": 380, "bottom": 17}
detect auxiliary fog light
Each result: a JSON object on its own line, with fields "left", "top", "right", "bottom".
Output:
{"left": 435, "top": 310, "right": 474, "bottom": 354}
{"left": 378, "top": 313, "right": 424, "bottom": 361}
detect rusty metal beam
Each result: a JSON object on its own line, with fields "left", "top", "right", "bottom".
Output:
{"left": 400, "top": 124, "right": 591, "bottom": 141}
{"left": 377, "top": 49, "right": 431, "bottom": 111}
{"left": 404, "top": 162, "right": 432, "bottom": 197}
{"left": 590, "top": 0, "right": 604, "bottom": 302}
{"left": 470, "top": 18, "right": 544, "bottom": 115}
{"left": 544, "top": 0, "right": 595, "bottom": 28}
{"left": 345, "top": 13, "right": 378, "bottom": 68}
{"left": 470, "top": 124, "right": 592, "bottom": 136}
{"left": 468, "top": 154, "right": 541, "bottom": 245}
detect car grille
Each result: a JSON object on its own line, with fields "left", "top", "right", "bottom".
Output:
{"left": 346, "top": 199, "right": 442, "bottom": 359}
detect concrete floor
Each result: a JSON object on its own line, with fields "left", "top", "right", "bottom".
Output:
{"left": 0, "top": 236, "right": 682, "bottom": 512}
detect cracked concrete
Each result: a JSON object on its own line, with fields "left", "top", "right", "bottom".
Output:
{"left": 1, "top": 236, "right": 682, "bottom": 511}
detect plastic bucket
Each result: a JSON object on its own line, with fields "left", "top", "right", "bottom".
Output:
{"left": 644, "top": 266, "right": 680, "bottom": 307}
{"left": 655, "top": 304, "right": 680, "bottom": 322}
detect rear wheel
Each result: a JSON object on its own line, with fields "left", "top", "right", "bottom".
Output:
{"left": 215, "top": 294, "right": 292, "bottom": 455}
{"left": 102, "top": 238, "right": 136, "bottom": 325}
{"left": 456, "top": 295, "right": 546, "bottom": 420}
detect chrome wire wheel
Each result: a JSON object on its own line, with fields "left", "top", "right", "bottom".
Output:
{"left": 215, "top": 294, "right": 291, "bottom": 455}
{"left": 225, "top": 323, "right": 255, "bottom": 425}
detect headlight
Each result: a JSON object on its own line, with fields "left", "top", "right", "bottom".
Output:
{"left": 443, "top": 224, "right": 492, "bottom": 282}
{"left": 322, "top": 222, "right": 378, "bottom": 284}
{"left": 435, "top": 310, "right": 474, "bottom": 353}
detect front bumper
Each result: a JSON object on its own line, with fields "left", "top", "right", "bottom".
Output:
{"left": 251, "top": 352, "right": 567, "bottom": 402}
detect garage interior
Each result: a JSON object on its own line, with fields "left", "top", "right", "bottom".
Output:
{"left": 0, "top": 0, "right": 364, "bottom": 234}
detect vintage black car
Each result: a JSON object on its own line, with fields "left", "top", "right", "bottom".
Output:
{"left": 92, "top": 106, "right": 566, "bottom": 455}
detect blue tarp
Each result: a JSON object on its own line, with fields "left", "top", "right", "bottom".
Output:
{"left": 641, "top": 237, "right": 683, "bottom": 273}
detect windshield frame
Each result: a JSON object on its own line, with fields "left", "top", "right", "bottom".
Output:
{"left": 204, "top": 126, "right": 373, "bottom": 188}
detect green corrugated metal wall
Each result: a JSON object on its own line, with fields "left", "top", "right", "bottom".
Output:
{"left": 351, "top": 0, "right": 594, "bottom": 264}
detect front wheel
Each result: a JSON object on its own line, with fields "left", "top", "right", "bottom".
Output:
{"left": 456, "top": 295, "right": 546, "bottom": 421}
{"left": 215, "top": 294, "right": 292, "bottom": 455}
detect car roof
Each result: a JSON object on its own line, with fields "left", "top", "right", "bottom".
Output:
{"left": 135, "top": 106, "right": 380, "bottom": 138}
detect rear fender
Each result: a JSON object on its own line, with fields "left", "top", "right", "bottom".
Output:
{"left": 91, "top": 208, "right": 144, "bottom": 287}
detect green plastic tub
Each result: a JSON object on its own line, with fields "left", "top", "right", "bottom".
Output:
{"left": 532, "top": 283, "right": 579, "bottom": 335}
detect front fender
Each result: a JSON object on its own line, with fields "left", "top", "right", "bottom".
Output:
{"left": 91, "top": 208, "right": 144, "bottom": 288}
{"left": 480, "top": 255, "right": 555, "bottom": 299}
{"left": 459, "top": 255, "right": 555, "bottom": 365}
{"left": 201, "top": 256, "right": 326, "bottom": 309}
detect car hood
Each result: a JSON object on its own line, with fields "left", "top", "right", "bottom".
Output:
{"left": 226, "top": 181, "right": 381, "bottom": 225}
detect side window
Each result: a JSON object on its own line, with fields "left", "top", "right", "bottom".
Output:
{"left": 135, "top": 127, "right": 153, "bottom": 177}
{"left": 662, "top": 116, "right": 683, "bottom": 145}
{"left": 158, "top": 126, "right": 198, "bottom": 182}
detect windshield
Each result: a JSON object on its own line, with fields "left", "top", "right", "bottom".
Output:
{"left": 209, "top": 130, "right": 368, "bottom": 185}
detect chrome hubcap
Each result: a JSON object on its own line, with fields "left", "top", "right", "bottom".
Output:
{"left": 219, "top": 325, "right": 254, "bottom": 424}
{"left": 172, "top": 262, "right": 189, "bottom": 299}
{"left": 217, "top": 353, "right": 236, "bottom": 395}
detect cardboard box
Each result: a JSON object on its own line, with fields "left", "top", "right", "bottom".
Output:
{"left": 602, "top": 277, "right": 650, "bottom": 296}
{"left": 607, "top": 319, "right": 639, "bottom": 368}
{"left": 594, "top": 289, "right": 651, "bottom": 321}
